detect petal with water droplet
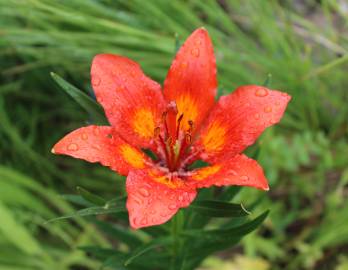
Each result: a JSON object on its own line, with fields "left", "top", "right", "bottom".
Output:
{"left": 52, "top": 125, "right": 151, "bottom": 175}
{"left": 187, "top": 154, "right": 269, "bottom": 191}
{"left": 126, "top": 168, "right": 197, "bottom": 229}
{"left": 193, "top": 85, "right": 291, "bottom": 163}
{"left": 163, "top": 28, "right": 217, "bottom": 134}
{"left": 91, "top": 54, "right": 166, "bottom": 148}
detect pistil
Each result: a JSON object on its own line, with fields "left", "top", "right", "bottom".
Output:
{"left": 153, "top": 101, "right": 194, "bottom": 172}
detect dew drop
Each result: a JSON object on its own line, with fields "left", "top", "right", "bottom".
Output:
{"left": 67, "top": 143, "right": 78, "bottom": 151}
{"left": 178, "top": 195, "right": 183, "bottom": 202}
{"left": 92, "top": 144, "right": 101, "bottom": 151}
{"left": 168, "top": 204, "right": 177, "bottom": 210}
{"left": 181, "top": 61, "right": 188, "bottom": 69}
{"left": 255, "top": 88, "right": 268, "bottom": 97}
{"left": 230, "top": 170, "right": 237, "bottom": 176}
{"left": 195, "top": 39, "right": 202, "bottom": 46}
{"left": 254, "top": 113, "right": 260, "bottom": 119}
{"left": 140, "top": 217, "right": 148, "bottom": 225}
{"left": 93, "top": 127, "right": 100, "bottom": 136}
{"left": 132, "top": 217, "right": 138, "bottom": 226}
{"left": 138, "top": 188, "right": 150, "bottom": 197}
{"left": 81, "top": 133, "right": 88, "bottom": 140}
{"left": 151, "top": 217, "right": 157, "bottom": 223}
{"left": 133, "top": 197, "right": 143, "bottom": 205}
{"left": 150, "top": 209, "right": 156, "bottom": 215}
{"left": 240, "top": 175, "right": 249, "bottom": 181}
{"left": 190, "top": 48, "right": 200, "bottom": 57}
{"left": 264, "top": 106, "right": 272, "bottom": 113}
{"left": 91, "top": 75, "right": 101, "bottom": 87}
{"left": 160, "top": 212, "right": 168, "bottom": 217}
{"left": 275, "top": 101, "right": 280, "bottom": 106}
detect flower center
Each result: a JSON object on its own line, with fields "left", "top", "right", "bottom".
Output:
{"left": 153, "top": 101, "right": 194, "bottom": 172}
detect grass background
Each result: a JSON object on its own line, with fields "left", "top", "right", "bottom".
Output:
{"left": 1, "top": 0, "right": 348, "bottom": 269}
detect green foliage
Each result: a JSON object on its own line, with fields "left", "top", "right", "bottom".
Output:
{"left": 1, "top": 0, "right": 348, "bottom": 269}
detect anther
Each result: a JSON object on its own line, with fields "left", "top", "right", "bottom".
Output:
{"left": 187, "top": 120, "right": 194, "bottom": 132}
{"left": 185, "top": 133, "right": 192, "bottom": 144}
{"left": 154, "top": 127, "right": 160, "bottom": 137}
{"left": 176, "top": 113, "right": 184, "bottom": 138}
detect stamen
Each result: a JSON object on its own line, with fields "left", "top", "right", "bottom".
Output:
{"left": 187, "top": 120, "right": 194, "bottom": 132}
{"left": 176, "top": 113, "right": 184, "bottom": 139}
{"left": 154, "top": 127, "right": 160, "bottom": 137}
{"left": 162, "top": 112, "right": 169, "bottom": 137}
{"left": 155, "top": 102, "right": 197, "bottom": 171}
{"left": 185, "top": 133, "right": 192, "bottom": 144}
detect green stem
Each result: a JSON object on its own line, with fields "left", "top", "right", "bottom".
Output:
{"left": 170, "top": 211, "right": 183, "bottom": 269}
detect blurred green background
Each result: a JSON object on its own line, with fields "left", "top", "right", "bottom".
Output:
{"left": 1, "top": 0, "right": 348, "bottom": 269}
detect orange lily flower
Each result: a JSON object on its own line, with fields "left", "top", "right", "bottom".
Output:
{"left": 52, "top": 28, "right": 291, "bottom": 229}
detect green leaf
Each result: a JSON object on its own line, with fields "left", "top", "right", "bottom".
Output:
{"left": 262, "top": 73, "right": 272, "bottom": 87}
{"left": 50, "top": 72, "right": 107, "bottom": 124}
{"left": 76, "top": 186, "right": 106, "bottom": 206}
{"left": 0, "top": 201, "right": 42, "bottom": 255}
{"left": 45, "top": 197, "right": 126, "bottom": 223}
{"left": 124, "top": 237, "right": 173, "bottom": 266}
{"left": 79, "top": 246, "right": 119, "bottom": 261}
{"left": 187, "top": 160, "right": 210, "bottom": 170}
{"left": 174, "top": 32, "right": 180, "bottom": 53}
{"left": 190, "top": 200, "right": 250, "bottom": 217}
{"left": 94, "top": 220, "right": 144, "bottom": 248}
{"left": 184, "top": 210, "right": 269, "bottom": 241}
{"left": 218, "top": 186, "right": 242, "bottom": 201}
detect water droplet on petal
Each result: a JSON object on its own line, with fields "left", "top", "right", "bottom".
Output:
{"left": 67, "top": 143, "right": 78, "bottom": 151}
{"left": 191, "top": 48, "right": 200, "bottom": 57}
{"left": 81, "top": 133, "right": 88, "bottom": 140}
{"left": 93, "top": 127, "right": 100, "bottom": 136}
{"left": 138, "top": 188, "right": 150, "bottom": 197}
{"left": 140, "top": 217, "right": 148, "bottom": 225}
{"left": 132, "top": 217, "right": 138, "bottom": 226}
{"left": 91, "top": 75, "right": 101, "bottom": 87}
{"left": 264, "top": 106, "right": 272, "bottom": 113}
{"left": 254, "top": 113, "right": 260, "bottom": 119}
{"left": 255, "top": 88, "right": 268, "bottom": 97}
{"left": 230, "top": 170, "right": 237, "bottom": 176}
{"left": 178, "top": 195, "right": 183, "bottom": 202}
{"left": 240, "top": 175, "right": 249, "bottom": 181}
{"left": 133, "top": 197, "right": 143, "bottom": 205}
{"left": 92, "top": 144, "right": 101, "bottom": 151}
{"left": 181, "top": 61, "right": 188, "bottom": 69}
{"left": 195, "top": 39, "right": 202, "bottom": 46}
{"left": 275, "top": 101, "right": 280, "bottom": 106}
{"left": 150, "top": 209, "right": 156, "bottom": 215}
{"left": 168, "top": 204, "right": 177, "bottom": 210}
{"left": 151, "top": 217, "right": 157, "bottom": 223}
{"left": 160, "top": 212, "right": 168, "bottom": 217}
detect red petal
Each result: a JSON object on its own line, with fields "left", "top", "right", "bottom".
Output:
{"left": 187, "top": 154, "right": 269, "bottom": 191}
{"left": 126, "top": 168, "right": 196, "bottom": 229}
{"left": 52, "top": 126, "right": 150, "bottom": 175}
{"left": 91, "top": 54, "right": 166, "bottom": 148}
{"left": 194, "top": 85, "right": 291, "bottom": 163}
{"left": 163, "top": 28, "right": 217, "bottom": 132}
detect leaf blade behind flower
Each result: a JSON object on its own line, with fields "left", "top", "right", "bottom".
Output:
{"left": 50, "top": 72, "right": 108, "bottom": 124}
